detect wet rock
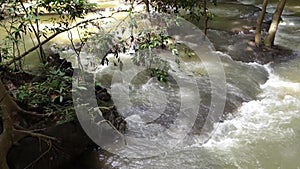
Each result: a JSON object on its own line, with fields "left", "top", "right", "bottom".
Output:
{"left": 95, "top": 85, "right": 127, "bottom": 133}
{"left": 47, "top": 53, "right": 74, "bottom": 76}
{"left": 96, "top": 87, "right": 111, "bottom": 101}
{"left": 206, "top": 28, "right": 296, "bottom": 64}
{"left": 226, "top": 37, "right": 295, "bottom": 64}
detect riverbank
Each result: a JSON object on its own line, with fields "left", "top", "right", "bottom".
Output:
{"left": 0, "top": 54, "right": 126, "bottom": 169}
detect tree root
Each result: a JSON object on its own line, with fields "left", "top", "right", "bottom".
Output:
{"left": 14, "top": 129, "right": 58, "bottom": 142}
{"left": 0, "top": 80, "right": 59, "bottom": 169}
{"left": 23, "top": 139, "right": 53, "bottom": 169}
{"left": 18, "top": 108, "right": 52, "bottom": 117}
{"left": 5, "top": 129, "right": 59, "bottom": 169}
{"left": 14, "top": 124, "right": 47, "bottom": 132}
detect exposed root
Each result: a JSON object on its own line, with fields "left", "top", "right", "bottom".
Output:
{"left": 14, "top": 124, "right": 47, "bottom": 132}
{"left": 0, "top": 80, "right": 49, "bottom": 119}
{"left": 18, "top": 108, "right": 52, "bottom": 117}
{"left": 0, "top": 80, "right": 59, "bottom": 169}
{"left": 14, "top": 129, "right": 58, "bottom": 142}
{"left": 10, "top": 130, "right": 59, "bottom": 169}
{"left": 23, "top": 139, "right": 52, "bottom": 169}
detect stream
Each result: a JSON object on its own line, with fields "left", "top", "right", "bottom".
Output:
{"left": 73, "top": 1, "right": 300, "bottom": 169}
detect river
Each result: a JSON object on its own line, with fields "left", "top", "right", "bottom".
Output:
{"left": 74, "top": 1, "right": 300, "bottom": 169}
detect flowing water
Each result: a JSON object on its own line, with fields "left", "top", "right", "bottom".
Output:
{"left": 93, "top": 56, "right": 300, "bottom": 168}
{"left": 2, "top": 0, "right": 300, "bottom": 168}
{"left": 75, "top": 1, "right": 300, "bottom": 169}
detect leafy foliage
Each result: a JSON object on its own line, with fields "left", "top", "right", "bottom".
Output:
{"left": 85, "top": 13, "right": 179, "bottom": 82}
{"left": 150, "top": 68, "right": 169, "bottom": 82}
{"left": 16, "top": 66, "right": 74, "bottom": 123}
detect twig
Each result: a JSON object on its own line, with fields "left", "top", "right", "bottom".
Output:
{"left": 67, "top": 30, "right": 83, "bottom": 69}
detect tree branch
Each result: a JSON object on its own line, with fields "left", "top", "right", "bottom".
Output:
{"left": 4, "top": 12, "right": 124, "bottom": 67}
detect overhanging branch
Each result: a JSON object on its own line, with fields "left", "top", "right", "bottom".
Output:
{"left": 4, "top": 11, "right": 126, "bottom": 67}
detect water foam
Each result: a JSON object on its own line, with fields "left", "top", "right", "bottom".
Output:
{"left": 203, "top": 64, "right": 300, "bottom": 149}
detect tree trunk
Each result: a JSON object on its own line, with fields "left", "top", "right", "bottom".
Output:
{"left": 0, "top": 80, "right": 19, "bottom": 169}
{"left": 144, "top": 0, "right": 150, "bottom": 13}
{"left": 264, "top": 0, "right": 287, "bottom": 47}
{"left": 255, "top": 0, "right": 269, "bottom": 46}
{"left": 0, "top": 80, "right": 41, "bottom": 169}
{"left": 0, "top": 80, "right": 22, "bottom": 114}
{"left": 19, "top": 0, "right": 45, "bottom": 63}
{"left": 0, "top": 107, "right": 13, "bottom": 169}
{"left": 0, "top": 79, "right": 58, "bottom": 169}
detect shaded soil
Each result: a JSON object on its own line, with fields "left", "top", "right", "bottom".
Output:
{"left": 7, "top": 121, "right": 95, "bottom": 169}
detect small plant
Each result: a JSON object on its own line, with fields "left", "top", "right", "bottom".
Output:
{"left": 16, "top": 66, "right": 75, "bottom": 123}
{"left": 150, "top": 68, "right": 169, "bottom": 82}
